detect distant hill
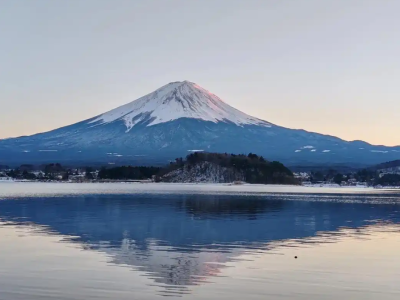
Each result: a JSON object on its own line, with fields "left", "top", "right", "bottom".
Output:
{"left": 160, "top": 152, "right": 298, "bottom": 184}
{"left": 289, "top": 164, "right": 362, "bottom": 173}
{"left": 370, "top": 160, "right": 400, "bottom": 170}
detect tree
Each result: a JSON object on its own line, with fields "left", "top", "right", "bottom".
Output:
{"left": 333, "top": 173, "right": 344, "bottom": 185}
{"left": 6, "top": 169, "right": 18, "bottom": 178}
{"left": 85, "top": 167, "right": 94, "bottom": 180}
{"left": 97, "top": 166, "right": 161, "bottom": 180}
{"left": 98, "top": 167, "right": 107, "bottom": 179}
{"left": 21, "top": 170, "right": 36, "bottom": 180}
{"left": 312, "top": 171, "right": 324, "bottom": 182}
{"left": 62, "top": 170, "right": 71, "bottom": 181}
{"left": 377, "top": 174, "right": 400, "bottom": 186}
{"left": 44, "top": 163, "right": 64, "bottom": 179}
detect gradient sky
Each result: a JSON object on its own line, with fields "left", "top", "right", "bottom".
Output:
{"left": 1, "top": 0, "right": 399, "bottom": 145}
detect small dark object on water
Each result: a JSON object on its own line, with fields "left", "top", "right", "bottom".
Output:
{"left": 295, "top": 256, "right": 297, "bottom": 259}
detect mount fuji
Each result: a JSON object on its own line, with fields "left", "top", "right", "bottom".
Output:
{"left": 1, "top": 80, "right": 399, "bottom": 167}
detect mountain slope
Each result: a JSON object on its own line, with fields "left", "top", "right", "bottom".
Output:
{"left": 0, "top": 81, "right": 399, "bottom": 166}
{"left": 370, "top": 160, "right": 400, "bottom": 171}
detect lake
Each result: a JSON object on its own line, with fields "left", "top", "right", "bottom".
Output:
{"left": 0, "top": 183, "right": 400, "bottom": 299}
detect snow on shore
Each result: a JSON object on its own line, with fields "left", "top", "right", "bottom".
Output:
{"left": 0, "top": 182, "right": 392, "bottom": 200}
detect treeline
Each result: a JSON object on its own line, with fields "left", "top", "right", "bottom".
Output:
{"left": 98, "top": 166, "right": 161, "bottom": 180}
{"left": 3, "top": 163, "right": 95, "bottom": 181}
{"left": 5, "top": 169, "right": 37, "bottom": 180}
{"left": 4, "top": 156, "right": 400, "bottom": 186}
{"left": 372, "top": 160, "right": 400, "bottom": 170}
{"left": 96, "top": 152, "right": 296, "bottom": 184}
{"left": 309, "top": 168, "right": 400, "bottom": 186}
{"left": 310, "top": 169, "right": 378, "bottom": 184}
{"left": 1, "top": 153, "right": 297, "bottom": 184}
{"left": 376, "top": 174, "right": 400, "bottom": 186}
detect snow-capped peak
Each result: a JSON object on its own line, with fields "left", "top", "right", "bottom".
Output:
{"left": 89, "top": 81, "right": 272, "bottom": 131}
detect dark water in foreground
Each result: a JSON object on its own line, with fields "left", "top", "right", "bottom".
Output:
{"left": 0, "top": 183, "right": 400, "bottom": 299}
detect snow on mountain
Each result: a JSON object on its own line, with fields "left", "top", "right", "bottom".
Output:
{"left": 89, "top": 81, "right": 271, "bottom": 131}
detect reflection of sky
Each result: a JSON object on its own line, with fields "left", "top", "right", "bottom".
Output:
{"left": 2, "top": 221, "right": 400, "bottom": 299}
{"left": 0, "top": 193, "right": 400, "bottom": 295}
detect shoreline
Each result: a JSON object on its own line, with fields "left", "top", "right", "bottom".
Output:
{"left": 2, "top": 179, "right": 399, "bottom": 189}
{"left": 1, "top": 182, "right": 398, "bottom": 198}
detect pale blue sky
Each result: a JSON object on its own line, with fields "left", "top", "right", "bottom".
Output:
{"left": 1, "top": 0, "right": 399, "bottom": 145}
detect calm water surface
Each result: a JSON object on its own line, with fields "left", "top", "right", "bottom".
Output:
{"left": 0, "top": 183, "right": 400, "bottom": 299}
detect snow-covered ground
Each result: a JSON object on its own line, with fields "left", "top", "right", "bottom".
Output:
{"left": 0, "top": 182, "right": 394, "bottom": 200}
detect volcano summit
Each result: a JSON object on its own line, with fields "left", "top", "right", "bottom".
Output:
{"left": 0, "top": 81, "right": 399, "bottom": 166}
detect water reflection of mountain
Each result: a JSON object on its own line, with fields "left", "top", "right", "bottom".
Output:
{"left": 0, "top": 194, "right": 399, "bottom": 290}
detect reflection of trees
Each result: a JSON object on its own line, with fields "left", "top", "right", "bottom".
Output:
{"left": 174, "top": 194, "right": 285, "bottom": 219}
